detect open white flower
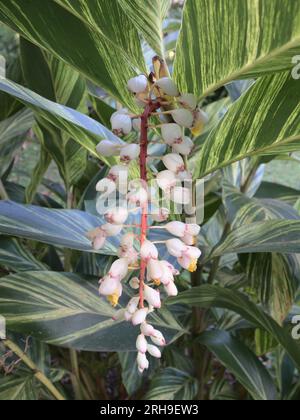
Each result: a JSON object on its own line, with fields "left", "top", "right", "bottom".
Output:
{"left": 96, "top": 140, "right": 121, "bottom": 157}
{"left": 162, "top": 153, "right": 185, "bottom": 174}
{"left": 109, "top": 258, "right": 129, "bottom": 280}
{"left": 156, "top": 170, "right": 177, "bottom": 191}
{"left": 172, "top": 136, "right": 194, "bottom": 155}
{"left": 111, "top": 111, "right": 132, "bottom": 136}
{"left": 105, "top": 207, "right": 128, "bottom": 225}
{"left": 127, "top": 75, "right": 148, "bottom": 94}
{"left": 140, "top": 240, "right": 158, "bottom": 261}
{"left": 177, "top": 246, "right": 201, "bottom": 272}
{"left": 191, "top": 108, "right": 209, "bottom": 136}
{"left": 166, "top": 238, "right": 186, "bottom": 257}
{"left": 170, "top": 109, "right": 194, "bottom": 128}
{"left": 155, "top": 77, "right": 179, "bottom": 97}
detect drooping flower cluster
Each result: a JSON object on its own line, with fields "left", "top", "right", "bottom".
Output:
{"left": 87, "top": 72, "right": 207, "bottom": 373}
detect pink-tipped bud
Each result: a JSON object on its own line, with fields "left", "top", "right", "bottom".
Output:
{"left": 99, "top": 276, "right": 120, "bottom": 296}
{"left": 165, "top": 221, "right": 186, "bottom": 237}
{"left": 162, "top": 153, "right": 185, "bottom": 174}
{"left": 109, "top": 258, "right": 129, "bottom": 280}
{"left": 172, "top": 136, "right": 194, "bottom": 155}
{"left": 136, "top": 334, "right": 148, "bottom": 353}
{"left": 111, "top": 111, "right": 132, "bottom": 136}
{"left": 132, "top": 308, "right": 148, "bottom": 326}
{"left": 164, "top": 280, "right": 178, "bottom": 297}
{"left": 140, "top": 322, "right": 155, "bottom": 336}
{"left": 147, "top": 344, "right": 162, "bottom": 358}
{"left": 147, "top": 259, "right": 163, "bottom": 283}
{"left": 120, "top": 144, "right": 140, "bottom": 163}
{"left": 150, "top": 329, "right": 166, "bottom": 347}
{"left": 155, "top": 77, "right": 179, "bottom": 97}
{"left": 170, "top": 109, "right": 194, "bottom": 128}
{"left": 178, "top": 246, "right": 202, "bottom": 273}
{"left": 178, "top": 93, "right": 197, "bottom": 110}
{"left": 144, "top": 285, "right": 161, "bottom": 309}
{"left": 156, "top": 170, "right": 177, "bottom": 191}
{"left": 93, "top": 234, "right": 107, "bottom": 250}
{"left": 127, "top": 75, "right": 148, "bottom": 94}
{"left": 161, "top": 123, "right": 182, "bottom": 145}
{"left": 166, "top": 238, "right": 186, "bottom": 258}
{"left": 96, "top": 140, "right": 121, "bottom": 157}
{"left": 140, "top": 240, "right": 158, "bottom": 261}
{"left": 126, "top": 297, "right": 140, "bottom": 314}
{"left": 105, "top": 207, "right": 128, "bottom": 225}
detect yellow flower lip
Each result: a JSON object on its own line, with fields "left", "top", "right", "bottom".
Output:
{"left": 188, "top": 259, "right": 198, "bottom": 273}
{"left": 107, "top": 291, "right": 120, "bottom": 307}
{"left": 153, "top": 279, "right": 161, "bottom": 286}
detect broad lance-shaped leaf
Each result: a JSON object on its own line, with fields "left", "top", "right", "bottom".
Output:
{"left": 0, "top": 77, "right": 122, "bottom": 160}
{"left": 211, "top": 220, "right": 300, "bottom": 256}
{"left": 145, "top": 368, "right": 198, "bottom": 400}
{"left": 117, "top": 0, "right": 171, "bottom": 58}
{"left": 0, "top": 271, "right": 184, "bottom": 351}
{"left": 0, "top": 375, "right": 38, "bottom": 400}
{"left": 167, "top": 285, "right": 300, "bottom": 371}
{"left": 175, "top": 0, "right": 300, "bottom": 98}
{"left": 0, "top": 200, "right": 118, "bottom": 255}
{"left": 0, "top": 108, "right": 34, "bottom": 176}
{"left": 198, "top": 330, "right": 277, "bottom": 401}
{"left": 0, "top": 237, "right": 45, "bottom": 272}
{"left": 0, "top": 0, "right": 144, "bottom": 109}
{"left": 195, "top": 72, "right": 300, "bottom": 178}
{"left": 20, "top": 38, "right": 87, "bottom": 188}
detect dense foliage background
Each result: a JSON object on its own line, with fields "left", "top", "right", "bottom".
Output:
{"left": 0, "top": 0, "right": 300, "bottom": 400}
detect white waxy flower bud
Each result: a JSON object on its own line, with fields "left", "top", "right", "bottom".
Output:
{"left": 129, "top": 277, "right": 140, "bottom": 290}
{"left": 140, "top": 240, "right": 158, "bottom": 261}
{"left": 105, "top": 207, "right": 128, "bottom": 225}
{"left": 182, "top": 233, "right": 196, "bottom": 246}
{"left": 137, "top": 352, "right": 149, "bottom": 372}
{"left": 170, "top": 109, "right": 194, "bottom": 128}
{"left": 150, "top": 329, "right": 166, "bottom": 346}
{"left": 111, "top": 112, "right": 132, "bottom": 136}
{"left": 93, "top": 234, "right": 107, "bottom": 250}
{"left": 96, "top": 140, "right": 121, "bottom": 157}
{"left": 127, "top": 187, "right": 148, "bottom": 205}
{"left": 178, "top": 246, "right": 201, "bottom": 272}
{"left": 155, "top": 77, "right": 179, "bottom": 97}
{"left": 147, "top": 344, "right": 162, "bottom": 358}
{"left": 95, "top": 178, "right": 116, "bottom": 197}
{"left": 121, "top": 232, "right": 135, "bottom": 249}
{"left": 166, "top": 238, "right": 186, "bottom": 258}
{"left": 159, "top": 261, "right": 175, "bottom": 285}
{"left": 156, "top": 170, "right": 177, "bottom": 191}
{"left": 162, "top": 153, "right": 185, "bottom": 174}
{"left": 99, "top": 276, "right": 120, "bottom": 296}
{"left": 108, "top": 165, "right": 128, "bottom": 182}
{"left": 164, "top": 280, "right": 178, "bottom": 297}
{"left": 140, "top": 322, "right": 155, "bottom": 336}
{"left": 191, "top": 108, "right": 209, "bottom": 136}
{"left": 124, "top": 310, "right": 133, "bottom": 321}
{"left": 151, "top": 207, "right": 170, "bottom": 223}
{"left": 109, "top": 258, "right": 129, "bottom": 280}
{"left": 112, "top": 309, "right": 126, "bottom": 321}
{"left": 186, "top": 224, "right": 201, "bottom": 236}
{"left": 167, "top": 186, "right": 191, "bottom": 205}
{"left": 132, "top": 308, "right": 148, "bottom": 326}
{"left": 120, "top": 144, "right": 140, "bottom": 163}
{"left": 144, "top": 285, "right": 161, "bottom": 309}
{"left": 127, "top": 75, "right": 148, "bottom": 94}
{"left": 136, "top": 334, "right": 148, "bottom": 353}
{"left": 101, "top": 223, "right": 123, "bottom": 237}
{"left": 178, "top": 93, "right": 198, "bottom": 110}
{"left": 132, "top": 118, "right": 141, "bottom": 131}
{"left": 172, "top": 136, "right": 194, "bottom": 156}
{"left": 161, "top": 123, "right": 183, "bottom": 145}
{"left": 127, "top": 297, "right": 140, "bottom": 314}
{"left": 147, "top": 259, "right": 163, "bottom": 283}
{"left": 165, "top": 221, "right": 186, "bottom": 237}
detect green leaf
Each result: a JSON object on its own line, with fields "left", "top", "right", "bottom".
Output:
{"left": 198, "top": 330, "right": 277, "bottom": 400}
{"left": 145, "top": 368, "right": 198, "bottom": 400}
{"left": 0, "top": 200, "right": 118, "bottom": 255}
{"left": 0, "top": 237, "right": 45, "bottom": 272}
{"left": 167, "top": 285, "right": 300, "bottom": 371}
{"left": 256, "top": 182, "right": 300, "bottom": 205}
{"left": 118, "top": 0, "right": 171, "bottom": 58}
{"left": 174, "top": 0, "right": 300, "bottom": 98}
{"left": 195, "top": 72, "right": 300, "bottom": 178}
{"left": 0, "top": 375, "right": 38, "bottom": 400}
{"left": 0, "top": 0, "right": 144, "bottom": 108}
{"left": 0, "top": 108, "right": 34, "bottom": 176}
{"left": 0, "top": 77, "right": 121, "bottom": 160}
{"left": 0, "top": 271, "right": 184, "bottom": 351}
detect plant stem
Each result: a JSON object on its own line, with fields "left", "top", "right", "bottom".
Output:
{"left": 3, "top": 339, "right": 65, "bottom": 401}
{"left": 0, "top": 179, "right": 9, "bottom": 200}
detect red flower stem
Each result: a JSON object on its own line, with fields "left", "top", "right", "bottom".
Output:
{"left": 139, "top": 101, "right": 160, "bottom": 308}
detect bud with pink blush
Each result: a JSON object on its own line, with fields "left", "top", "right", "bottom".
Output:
{"left": 144, "top": 285, "right": 161, "bottom": 308}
